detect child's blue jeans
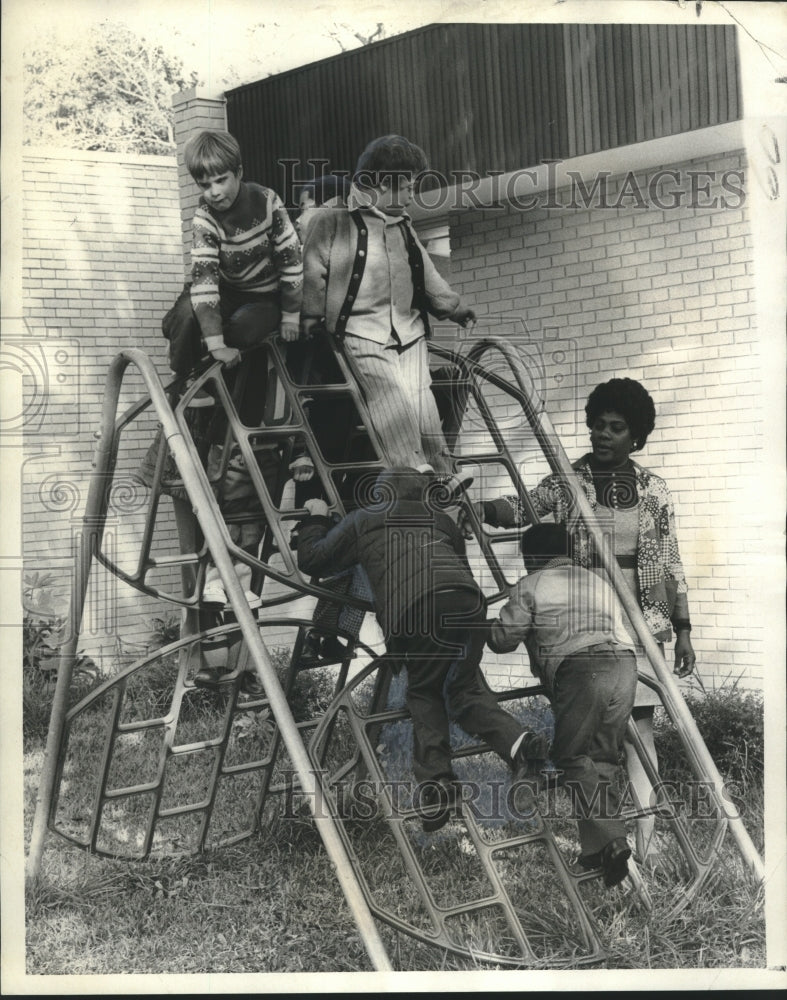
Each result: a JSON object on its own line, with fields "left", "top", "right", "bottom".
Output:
{"left": 549, "top": 642, "right": 637, "bottom": 857}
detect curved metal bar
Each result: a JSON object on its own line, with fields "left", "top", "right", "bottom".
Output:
{"left": 27, "top": 348, "right": 392, "bottom": 972}
{"left": 309, "top": 658, "right": 607, "bottom": 967}
{"left": 458, "top": 337, "right": 764, "bottom": 884}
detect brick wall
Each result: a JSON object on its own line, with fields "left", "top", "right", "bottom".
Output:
{"left": 443, "top": 148, "right": 765, "bottom": 690}
{"left": 171, "top": 89, "right": 228, "bottom": 275}
{"left": 21, "top": 148, "right": 185, "bottom": 667}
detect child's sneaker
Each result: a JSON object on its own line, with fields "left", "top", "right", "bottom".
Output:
{"left": 243, "top": 590, "right": 262, "bottom": 611}
{"left": 202, "top": 580, "right": 261, "bottom": 611}
{"left": 202, "top": 579, "right": 228, "bottom": 607}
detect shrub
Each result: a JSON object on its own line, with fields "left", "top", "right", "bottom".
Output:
{"left": 654, "top": 681, "right": 764, "bottom": 790}
{"left": 22, "top": 573, "right": 100, "bottom": 748}
{"left": 270, "top": 646, "right": 337, "bottom": 723}
{"left": 148, "top": 612, "right": 181, "bottom": 649}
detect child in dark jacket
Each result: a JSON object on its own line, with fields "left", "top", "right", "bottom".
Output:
{"left": 296, "top": 467, "right": 547, "bottom": 831}
{"left": 488, "top": 522, "right": 637, "bottom": 887}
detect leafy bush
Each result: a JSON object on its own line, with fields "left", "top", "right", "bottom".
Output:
{"left": 270, "top": 647, "right": 337, "bottom": 723}
{"left": 22, "top": 573, "right": 100, "bottom": 748}
{"left": 654, "top": 682, "right": 764, "bottom": 790}
{"left": 148, "top": 612, "right": 181, "bottom": 649}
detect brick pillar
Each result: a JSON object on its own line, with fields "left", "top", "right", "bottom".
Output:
{"left": 171, "top": 88, "right": 228, "bottom": 277}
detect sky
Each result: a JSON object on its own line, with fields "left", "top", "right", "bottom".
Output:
{"left": 5, "top": 0, "right": 787, "bottom": 112}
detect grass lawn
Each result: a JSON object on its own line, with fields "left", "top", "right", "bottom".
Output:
{"left": 21, "top": 671, "right": 767, "bottom": 975}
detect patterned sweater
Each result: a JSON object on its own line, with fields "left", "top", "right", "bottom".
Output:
{"left": 484, "top": 456, "right": 690, "bottom": 640}
{"left": 190, "top": 182, "right": 303, "bottom": 350}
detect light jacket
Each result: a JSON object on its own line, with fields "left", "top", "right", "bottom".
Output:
{"left": 489, "top": 559, "right": 635, "bottom": 689}
{"left": 301, "top": 201, "right": 465, "bottom": 344}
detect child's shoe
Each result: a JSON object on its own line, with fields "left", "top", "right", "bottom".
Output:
{"left": 202, "top": 576, "right": 261, "bottom": 611}
{"left": 600, "top": 837, "right": 632, "bottom": 888}
{"left": 202, "top": 578, "right": 228, "bottom": 607}
{"left": 416, "top": 778, "right": 460, "bottom": 833}
{"left": 194, "top": 666, "right": 231, "bottom": 687}
{"left": 289, "top": 455, "right": 315, "bottom": 480}
{"left": 512, "top": 731, "right": 550, "bottom": 783}
{"left": 576, "top": 851, "right": 602, "bottom": 871}
{"left": 240, "top": 670, "right": 266, "bottom": 698}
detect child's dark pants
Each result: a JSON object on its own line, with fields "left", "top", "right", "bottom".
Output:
{"left": 549, "top": 642, "right": 637, "bottom": 857}
{"left": 397, "top": 588, "right": 524, "bottom": 785}
{"left": 163, "top": 284, "right": 280, "bottom": 431}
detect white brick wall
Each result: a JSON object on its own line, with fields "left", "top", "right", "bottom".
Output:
{"left": 444, "top": 149, "right": 765, "bottom": 691}
{"left": 22, "top": 149, "right": 185, "bottom": 668}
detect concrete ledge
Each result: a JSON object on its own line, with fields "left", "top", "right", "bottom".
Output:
{"left": 23, "top": 147, "right": 177, "bottom": 168}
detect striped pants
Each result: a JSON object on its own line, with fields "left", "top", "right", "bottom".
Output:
{"left": 341, "top": 334, "right": 452, "bottom": 473}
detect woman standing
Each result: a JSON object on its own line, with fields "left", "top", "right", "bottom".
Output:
{"left": 473, "top": 378, "right": 697, "bottom": 863}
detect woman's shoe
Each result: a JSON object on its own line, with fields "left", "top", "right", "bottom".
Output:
{"left": 299, "top": 630, "right": 323, "bottom": 665}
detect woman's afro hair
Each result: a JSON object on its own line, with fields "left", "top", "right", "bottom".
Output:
{"left": 584, "top": 377, "right": 656, "bottom": 450}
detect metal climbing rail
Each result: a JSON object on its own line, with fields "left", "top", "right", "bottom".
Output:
{"left": 284, "top": 336, "right": 765, "bottom": 965}
{"left": 459, "top": 338, "right": 764, "bottom": 884}
{"left": 27, "top": 332, "right": 764, "bottom": 971}
{"left": 26, "top": 347, "right": 392, "bottom": 972}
